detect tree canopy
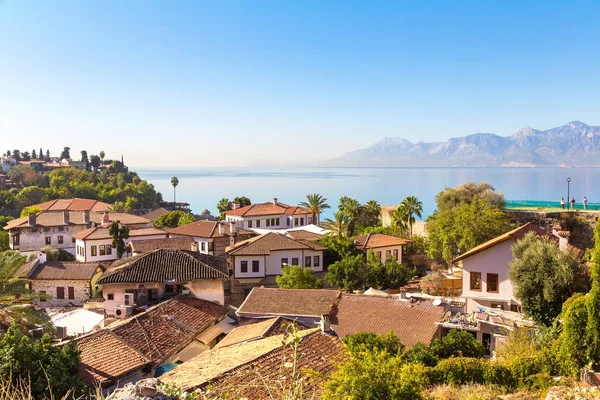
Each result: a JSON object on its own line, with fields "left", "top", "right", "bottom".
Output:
{"left": 435, "top": 181, "right": 506, "bottom": 211}
{"left": 509, "top": 232, "right": 587, "bottom": 326}
{"left": 275, "top": 265, "right": 323, "bottom": 289}
{"left": 153, "top": 210, "right": 194, "bottom": 228}
{"left": 109, "top": 221, "right": 130, "bottom": 259}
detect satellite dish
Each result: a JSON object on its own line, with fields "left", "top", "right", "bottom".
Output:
{"left": 432, "top": 298, "right": 442, "bottom": 306}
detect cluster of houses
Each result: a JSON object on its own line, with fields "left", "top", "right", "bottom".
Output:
{"left": 3, "top": 195, "right": 577, "bottom": 396}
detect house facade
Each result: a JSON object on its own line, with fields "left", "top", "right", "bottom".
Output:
{"left": 168, "top": 220, "right": 255, "bottom": 256}
{"left": 97, "top": 249, "right": 229, "bottom": 316}
{"left": 223, "top": 198, "right": 314, "bottom": 231}
{"left": 227, "top": 232, "right": 327, "bottom": 306}
{"left": 73, "top": 226, "right": 168, "bottom": 262}
{"left": 453, "top": 223, "right": 553, "bottom": 313}
{"left": 353, "top": 233, "right": 413, "bottom": 264}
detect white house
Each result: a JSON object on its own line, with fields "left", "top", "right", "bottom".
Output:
{"left": 168, "top": 220, "right": 256, "bottom": 256}
{"left": 353, "top": 233, "right": 413, "bottom": 264}
{"left": 223, "top": 198, "right": 314, "bottom": 231}
{"left": 73, "top": 225, "right": 168, "bottom": 262}
{"left": 453, "top": 223, "right": 554, "bottom": 313}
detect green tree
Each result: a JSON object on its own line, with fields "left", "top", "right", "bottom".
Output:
{"left": 109, "top": 221, "right": 130, "bottom": 259}
{"left": 59, "top": 146, "right": 70, "bottom": 159}
{"left": 153, "top": 210, "right": 194, "bottom": 228}
{"left": 0, "top": 322, "right": 84, "bottom": 399}
{"left": 366, "top": 250, "right": 414, "bottom": 290}
{"left": 39, "top": 148, "right": 43, "bottom": 160}
{"left": 20, "top": 205, "right": 42, "bottom": 217}
{"left": 435, "top": 181, "right": 506, "bottom": 211}
{"left": 401, "top": 342, "right": 439, "bottom": 367}
{"left": 276, "top": 265, "right": 323, "bottom": 289}
{"left": 80, "top": 150, "right": 89, "bottom": 170}
{"left": 31, "top": 149, "right": 37, "bottom": 159}
{"left": 553, "top": 295, "right": 589, "bottom": 376}
{"left": 586, "top": 220, "right": 600, "bottom": 364}
{"left": 299, "top": 193, "right": 330, "bottom": 225}
{"left": 343, "top": 332, "right": 404, "bottom": 357}
{"left": 359, "top": 199, "right": 381, "bottom": 228}
{"left": 430, "top": 329, "right": 485, "bottom": 359}
{"left": 509, "top": 232, "right": 586, "bottom": 326}
{"left": 338, "top": 196, "right": 361, "bottom": 235}
{"left": 171, "top": 176, "right": 179, "bottom": 204}
{"left": 15, "top": 186, "right": 45, "bottom": 209}
{"left": 21, "top": 151, "right": 31, "bottom": 161}
{"left": 12, "top": 150, "right": 21, "bottom": 161}
{"left": 45, "top": 149, "right": 50, "bottom": 161}
{"left": 324, "top": 211, "right": 351, "bottom": 237}
{"left": 99, "top": 150, "right": 105, "bottom": 162}
{"left": 89, "top": 154, "right": 101, "bottom": 170}
{"left": 399, "top": 196, "right": 423, "bottom": 237}
{"left": 217, "top": 198, "right": 231, "bottom": 220}
{"left": 326, "top": 254, "right": 366, "bottom": 291}
{"left": 233, "top": 196, "right": 251, "bottom": 207}
{"left": 427, "top": 198, "right": 514, "bottom": 264}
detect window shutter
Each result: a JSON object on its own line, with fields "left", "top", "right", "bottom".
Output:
{"left": 68, "top": 287, "right": 75, "bottom": 299}
{"left": 57, "top": 287, "right": 65, "bottom": 299}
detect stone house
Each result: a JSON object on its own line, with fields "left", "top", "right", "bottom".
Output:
{"left": 227, "top": 232, "right": 327, "bottom": 306}
{"left": 15, "top": 252, "right": 104, "bottom": 307}
{"left": 168, "top": 220, "right": 255, "bottom": 256}
{"left": 97, "top": 249, "right": 230, "bottom": 316}
{"left": 353, "top": 233, "right": 413, "bottom": 264}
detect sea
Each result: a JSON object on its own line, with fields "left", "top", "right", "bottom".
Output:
{"left": 137, "top": 167, "right": 600, "bottom": 220}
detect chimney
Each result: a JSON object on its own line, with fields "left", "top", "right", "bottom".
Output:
{"left": 84, "top": 210, "right": 90, "bottom": 224}
{"left": 63, "top": 210, "right": 70, "bottom": 225}
{"left": 229, "top": 222, "right": 237, "bottom": 249}
{"left": 319, "top": 315, "right": 331, "bottom": 333}
{"left": 102, "top": 212, "right": 110, "bottom": 225}
{"left": 191, "top": 242, "right": 198, "bottom": 252}
{"left": 37, "top": 251, "right": 47, "bottom": 265}
{"left": 231, "top": 201, "right": 240, "bottom": 210}
{"left": 273, "top": 197, "right": 278, "bottom": 205}
{"left": 27, "top": 213, "right": 36, "bottom": 226}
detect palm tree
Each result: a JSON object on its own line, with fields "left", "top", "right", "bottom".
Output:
{"left": 324, "top": 211, "right": 351, "bottom": 237}
{"left": 400, "top": 196, "right": 423, "bottom": 237}
{"left": 99, "top": 151, "right": 105, "bottom": 163}
{"left": 171, "top": 176, "right": 179, "bottom": 206}
{"left": 217, "top": 198, "right": 231, "bottom": 220}
{"left": 299, "top": 193, "right": 330, "bottom": 225}
{"left": 338, "top": 197, "right": 361, "bottom": 235}
{"left": 362, "top": 200, "right": 381, "bottom": 226}
{"left": 391, "top": 205, "right": 408, "bottom": 233}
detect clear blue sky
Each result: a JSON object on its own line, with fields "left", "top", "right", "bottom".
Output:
{"left": 1, "top": 1, "right": 598, "bottom": 168}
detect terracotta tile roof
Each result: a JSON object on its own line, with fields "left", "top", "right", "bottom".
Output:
{"left": 29, "top": 261, "right": 104, "bottom": 281}
{"left": 110, "top": 296, "right": 227, "bottom": 366}
{"left": 237, "top": 287, "right": 341, "bottom": 318}
{"left": 32, "top": 198, "right": 112, "bottom": 212}
{"left": 129, "top": 237, "right": 195, "bottom": 253}
{"left": 353, "top": 233, "right": 413, "bottom": 249}
{"left": 227, "top": 232, "right": 327, "bottom": 255}
{"left": 161, "top": 329, "right": 345, "bottom": 396}
{"left": 452, "top": 222, "right": 553, "bottom": 263}
{"left": 224, "top": 201, "right": 311, "bottom": 217}
{"left": 330, "top": 294, "right": 447, "bottom": 348}
{"left": 12, "top": 260, "right": 37, "bottom": 279}
{"left": 98, "top": 249, "right": 228, "bottom": 284}
{"left": 4, "top": 211, "right": 149, "bottom": 230}
{"left": 73, "top": 226, "right": 166, "bottom": 240}
{"left": 214, "top": 317, "right": 307, "bottom": 349}
{"left": 77, "top": 329, "right": 149, "bottom": 387}
{"left": 91, "top": 212, "right": 150, "bottom": 226}
{"left": 168, "top": 220, "right": 255, "bottom": 238}
{"left": 557, "top": 230, "right": 571, "bottom": 237}
{"left": 286, "top": 230, "right": 323, "bottom": 241}
{"left": 140, "top": 207, "right": 170, "bottom": 222}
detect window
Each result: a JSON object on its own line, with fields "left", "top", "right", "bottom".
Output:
{"left": 510, "top": 304, "right": 521, "bottom": 313}
{"left": 292, "top": 258, "right": 299, "bottom": 265}
{"left": 276, "top": 218, "right": 280, "bottom": 226}
{"left": 72, "top": 237, "right": 76, "bottom": 243}
{"left": 252, "top": 260, "right": 259, "bottom": 273}
{"left": 266, "top": 219, "right": 270, "bottom": 227}
{"left": 287, "top": 218, "right": 291, "bottom": 227}
{"left": 57, "top": 287, "right": 65, "bottom": 300}
{"left": 241, "top": 261, "right": 248, "bottom": 273}
{"left": 107, "top": 293, "right": 114, "bottom": 300}
{"left": 45, "top": 237, "right": 51, "bottom": 245}
{"left": 58, "top": 226, "right": 64, "bottom": 232}
{"left": 376, "top": 251, "right": 381, "bottom": 259}
{"left": 39, "top": 291, "right": 46, "bottom": 302}
{"left": 385, "top": 250, "right": 391, "bottom": 260}
{"left": 491, "top": 303, "right": 504, "bottom": 310}
{"left": 314, "top": 255, "right": 320, "bottom": 267}
{"left": 99, "top": 245, "right": 106, "bottom": 256}
{"left": 148, "top": 289, "right": 158, "bottom": 301}
{"left": 208, "top": 242, "right": 214, "bottom": 251}
{"left": 294, "top": 218, "right": 298, "bottom": 226}
{"left": 305, "top": 256, "right": 311, "bottom": 267}
{"left": 68, "top": 287, "right": 75, "bottom": 300}
{"left": 308, "top": 217, "right": 313, "bottom": 224}
{"left": 487, "top": 273, "right": 499, "bottom": 293}
{"left": 248, "top": 220, "right": 253, "bottom": 228}
{"left": 300, "top": 218, "right": 304, "bottom": 225}
{"left": 91, "top": 246, "right": 97, "bottom": 256}
{"left": 12, "top": 235, "right": 19, "bottom": 245}
{"left": 201, "top": 242, "right": 206, "bottom": 252}
{"left": 106, "top": 245, "right": 112, "bottom": 255}
{"left": 281, "top": 258, "right": 288, "bottom": 267}
{"left": 271, "top": 218, "right": 275, "bottom": 226}
{"left": 470, "top": 272, "right": 482, "bottom": 291}
{"left": 165, "top": 284, "right": 174, "bottom": 293}
{"left": 393, "top": 249, "right": 398, "bottom": 260}
{"left": 44, "top": 227, "right": 51, "bottom": 233}
{"left": 256, "top": 220, "right": 261, "bottom": 228}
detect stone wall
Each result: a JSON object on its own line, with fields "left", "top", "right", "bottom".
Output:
{"left": 32, "top": 279, "right": 91, "bottom": 307}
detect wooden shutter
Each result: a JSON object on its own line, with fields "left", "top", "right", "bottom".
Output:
{"left": 68, "top": 287, "right": 75, "bottom": 299}
{"left": 57, "top": 287, "right": 65, "bottom": 299}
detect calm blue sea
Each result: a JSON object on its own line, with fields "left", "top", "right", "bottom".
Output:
{"left": 137, "top": 167, "right": 600, "bottom": 219}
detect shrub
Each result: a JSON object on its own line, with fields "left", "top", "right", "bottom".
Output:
{"left": 483, "top": 363, "right": 515, "bottom": 389}
{"left": 431, "top": 358, "right": 486, "bottom": 386}
{"left": 401, "top": 342, "right": 439, "bottom": 367}
{"left": 430, "top": 330, "right": 485, "bottom": 359}
{"left": 343, "top": 332, "right": 404, "bottom": 357}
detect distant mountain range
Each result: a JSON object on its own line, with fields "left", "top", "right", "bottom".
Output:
{"left": 325, "top": 121, "right": 600, "bottom": 167}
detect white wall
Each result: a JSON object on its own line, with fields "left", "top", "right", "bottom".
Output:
{"left": 11, "top": 224, "right": 92, "bottom": 253}
{"left": 76, "top": 234, "right": 168, "bottom": 262}
{"left": 461, "top": 239, "right": 519, "bottom": 312}
{"left": 369, "top": 245, "right": 405, "bottom": 264}
{"left": 234, "top": 249, "right": 324, "bottom": 278}
{"left": 169, "top": 234, "right": 210, "bottom": 254}
{"left": 186, "top": 280, "right": 225, "bottom": 305}
{"left": 225, "top": 213, "right": 314, "bottom": 231}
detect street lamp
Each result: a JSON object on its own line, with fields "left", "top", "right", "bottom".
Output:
{"left": 567, "top": 177, "right": 571, "bottom": 209}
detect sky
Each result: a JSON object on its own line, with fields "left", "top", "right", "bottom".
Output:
{"left": 1, "top": 1, "right": 599, "bottom": 168}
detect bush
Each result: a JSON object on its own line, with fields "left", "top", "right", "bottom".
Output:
{"left": 430, "top": 330, "right": 485, "bottom": 359}
{"left": 483, "top": 363, "right": 515, "bottom": 389}
{"left": 343, "top": 332, "right": 404, "bottom": 357}
{"left": 401, "top": 342, "right": 439, "bottom": 367}
{"left": 431, "top": 358, "right": 486, "bottom": 386}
